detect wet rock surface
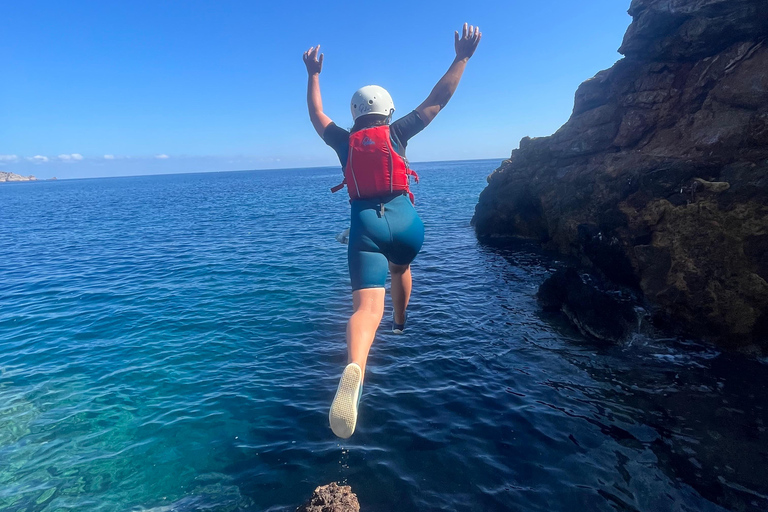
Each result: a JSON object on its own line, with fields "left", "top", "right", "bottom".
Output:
{"left": 296, "top": 483, "right": 360, "bottom": 512}
{"left": 474, "top": 0, "right": 768, "bottom": 351}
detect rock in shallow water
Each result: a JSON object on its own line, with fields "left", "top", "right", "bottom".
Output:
{"left": 296, "top": 483, "right": 360, "bottom": 512}
{"left": 538, "top": 268, "right": 639, "bottom": 343}
{"left": 473, "top": 0, "right": 768, "bottom": 352}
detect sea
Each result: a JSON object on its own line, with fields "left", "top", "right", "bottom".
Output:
{"left": 1, "top": 160, "right": 766, "bottom": 512}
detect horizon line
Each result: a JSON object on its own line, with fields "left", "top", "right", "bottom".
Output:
{"left": 5, "top": 157, "right": 506, "bottom": 182}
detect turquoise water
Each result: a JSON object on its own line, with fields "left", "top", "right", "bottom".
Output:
{"left": 1, "top": 160, "right": 766, "bottom": 512}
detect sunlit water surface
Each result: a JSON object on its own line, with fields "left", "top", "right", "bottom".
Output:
{"left": 1, "top": 161, "right": 766, "bottom": 512}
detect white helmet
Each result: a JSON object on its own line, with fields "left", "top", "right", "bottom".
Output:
{"left": 350, "top": 85, "right": 395, "bottom": 121}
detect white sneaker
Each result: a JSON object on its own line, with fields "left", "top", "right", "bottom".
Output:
{"left": 329, "top": 363, "right": 363, "bottom": 439}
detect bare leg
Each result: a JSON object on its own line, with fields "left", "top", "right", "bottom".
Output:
{"left": 347, "top": 287, "right": 386, "bottom": 380}
{"left": 389, "top": 263, "right": 412, "bottom": 325}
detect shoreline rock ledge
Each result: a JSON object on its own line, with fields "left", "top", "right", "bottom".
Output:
{"left": 473, "top": 0, "right": 768, "bottom": 352}
{"left": 0, "top": 171, "right": 37, "bottom": 182}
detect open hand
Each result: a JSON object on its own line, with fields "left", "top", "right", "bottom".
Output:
{"left": 455, "top": 23, "right": 482, "bottom": 60}
{"left": 303, "top": 45, "right": 324, "bottom": 75}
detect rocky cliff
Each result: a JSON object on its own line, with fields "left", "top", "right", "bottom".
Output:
{"left": 473, "top": 0, "right": 768, "bottom": 351}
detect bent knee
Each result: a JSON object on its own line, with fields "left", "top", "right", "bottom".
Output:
{"left": 388, "top": 262, "right": 409, "bottom": 275}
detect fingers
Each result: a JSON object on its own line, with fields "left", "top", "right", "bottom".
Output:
{"left": 454, "top": 23, "right": 481, "bottom": 59}
{"left": 459, "top": 23, "right": 482, "bottom": 42}
{"left": 318, "top": 53, "right": 324, "bottom": 66}
{"left": 467, "top": 25, "right": 481, "bottom": 41}
{"left": 303, "top": 45, "right": 322, "bottom": 63}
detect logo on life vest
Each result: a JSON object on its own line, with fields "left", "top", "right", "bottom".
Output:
{"left": 361, "top": 136, "right": 375, "bottom": 146}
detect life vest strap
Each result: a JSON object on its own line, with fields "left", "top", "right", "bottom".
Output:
{"left": 330, "top": 179, "right": 346, "bottom": 193}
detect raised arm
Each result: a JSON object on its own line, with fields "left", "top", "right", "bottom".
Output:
{"left": 416, "top": 23, "right": 482, "bottom": 127}
{"left": 303, "top": 45, "right": 333, "bottom": 138}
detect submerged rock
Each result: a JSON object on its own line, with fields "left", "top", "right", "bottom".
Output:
{"left": 538, "top": 268, "right": 639, "bottom": 343}
{"left": 474, "top": 0, "right": 768, "bottom": 352}
{"left": 296, "top": 483, "right": 360, "bottom": 512}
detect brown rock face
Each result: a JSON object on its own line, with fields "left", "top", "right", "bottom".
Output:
{"left": 473, "top": 0, "right": 768, "bottom": 351}
{"left": 296, "top": 483, "right": 360, "bottom": 512}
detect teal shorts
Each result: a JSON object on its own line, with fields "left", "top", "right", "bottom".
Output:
{"left": 348, "top": 193, "right": 425, "bottom": 291}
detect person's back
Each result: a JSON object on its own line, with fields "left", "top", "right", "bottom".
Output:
{"left": 302, "top": 23, "right": 482, "bottom": 438}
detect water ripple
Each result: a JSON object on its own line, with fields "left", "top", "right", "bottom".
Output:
{"left": 0, "top": 163, "right": 766, "bottom": 511}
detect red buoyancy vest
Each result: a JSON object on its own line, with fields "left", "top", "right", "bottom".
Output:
{"left": 330, "top": 125, "right": 419, "bottom": 203}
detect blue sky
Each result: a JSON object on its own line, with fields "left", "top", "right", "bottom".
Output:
{"left": 0, "top": 1, "right": 632, "bottom": 179}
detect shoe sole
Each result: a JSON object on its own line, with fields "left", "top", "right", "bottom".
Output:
{"left": 329, "top": 363, "right": 362, "bottom": 439}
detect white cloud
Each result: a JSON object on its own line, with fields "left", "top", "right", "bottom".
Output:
{"left": 104, "top": 154, "right": 115, "bottom": 160}
{"left": 26, "top": 155, "right": 49, "bottom": 163}
{"left": 0, "top": 155, "right": 18, "bottom": 162}
{"left": 155, "top": 154, "right": 169, "bottom": 159}
{"left": 58, "top": 153, "right": 84, "bottom": 161}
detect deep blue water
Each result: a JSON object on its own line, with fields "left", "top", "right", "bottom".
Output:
{"left": 1, "top": 160, "right": 767, "bottom": 512}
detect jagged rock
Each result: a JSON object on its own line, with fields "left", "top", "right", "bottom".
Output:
{"left": 538, "top": 268, "right": 639, "bottom": 343}
{"left": 296, "top": 483, "right": 360, "bottom": 512}
{"left": 474, "top": 0, "right": 768, "bottom": 352}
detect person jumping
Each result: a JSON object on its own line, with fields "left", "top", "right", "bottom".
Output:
{"left": 302, "top": 23, "right": 482, "bottom": 439}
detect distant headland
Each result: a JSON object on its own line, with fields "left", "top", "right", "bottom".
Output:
{"left": 1, "top": 171, "right": 37, "bottom": 182}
